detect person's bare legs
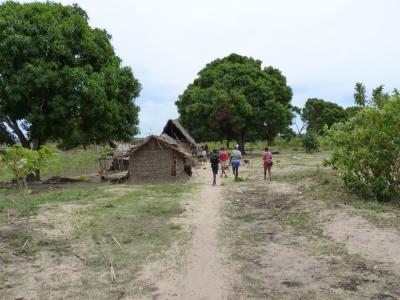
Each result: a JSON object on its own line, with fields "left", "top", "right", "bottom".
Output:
{"left": 233, "top": 166, "right": 239, "bottom": 181}
{"left": 221, "top": 164, "right": 227, "bottom": 178}
{"left": 212, "top": 173, "right": 216, "bottom": 185}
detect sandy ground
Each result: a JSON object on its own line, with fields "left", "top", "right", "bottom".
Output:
{"left": 135, "top": 160, "right": 400, "bottom": 299}
{"left": 139, "top": 167, "right": 232, "bottom": 300}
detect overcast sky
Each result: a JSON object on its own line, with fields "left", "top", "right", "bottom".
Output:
{"left": 14, "top": 0, "right": 400, "bottom": 136}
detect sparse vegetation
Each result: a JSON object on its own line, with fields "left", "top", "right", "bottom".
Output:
{"left": 0, "top": 182, "right": 197, "bottom": 299}
{"left": 220, "top": 152, "right": 400, "bottom": 299}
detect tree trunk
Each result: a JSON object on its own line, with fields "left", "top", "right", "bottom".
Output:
{"left": 26, "top": 169, "right": 40, "bottom": 182}
{"left": 226, "top": 139, "right": 230, "bottom": 150}
{"left": 237, "top": 132, "right": 246, "bottom": 155}
{"left": 26, "top": 138, "right": 42, "bottom": 182}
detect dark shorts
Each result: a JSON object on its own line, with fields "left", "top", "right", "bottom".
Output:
{"left": 211, "top": 165, "right": 218, "bottom": 174}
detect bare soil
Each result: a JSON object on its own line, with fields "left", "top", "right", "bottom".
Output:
{"left": 220, "top": 156, "right": 400, "bottom": 299}
{"left": 136, "top": 167, "right": 232, "bottom": 299}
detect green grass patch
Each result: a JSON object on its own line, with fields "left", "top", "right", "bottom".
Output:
{"left": 0, "top": 144, "right": 100, "bottom": 182}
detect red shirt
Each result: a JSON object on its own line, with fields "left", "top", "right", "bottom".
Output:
{"left": 219, "top": 150, "right": 229, "bottom": 162}
{"left": 263, "top": 151, "right": 272, "bottom": 161}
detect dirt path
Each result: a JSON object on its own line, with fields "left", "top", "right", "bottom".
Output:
{"left": 178, "top": 170, "right": 230, "bottom": 299}
{"left": 141, "top": 168, "right": 231, "bottom": 300}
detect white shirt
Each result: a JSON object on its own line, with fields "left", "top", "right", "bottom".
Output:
{"left": 231, "top": 149, "right": 242, "bottom": 162}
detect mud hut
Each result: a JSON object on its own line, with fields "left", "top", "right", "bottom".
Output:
{"left": 162, "top": 119, "right": 196, "bottom": 152}
{"left": 127, "top": 135, "right": 193, "bottom": 184}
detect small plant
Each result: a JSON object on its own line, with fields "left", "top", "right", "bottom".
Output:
{"left": 101, "top": 146, "right": 114, "bottom": 157}
{"left": 301, "top": 131, "right": 319, "bottom": 153}
{"left": 1, "top": 145, "right": 56, "bottom": 223}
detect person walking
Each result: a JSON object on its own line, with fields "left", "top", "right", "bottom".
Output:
{"left": 230, "top": 145, "right": 242, "bottom": 181}
{"left": 263, "top": 146, "right": 273, "bottom": 181}
{"left": 219, "top": 147, "right": 229, "bottom": 178}
{"left": 210, "top": 149, "right": 219, "bottom": 185}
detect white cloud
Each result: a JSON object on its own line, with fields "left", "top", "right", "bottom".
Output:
{"left": 11, "top": 0, "right": 400, "bottom": 136}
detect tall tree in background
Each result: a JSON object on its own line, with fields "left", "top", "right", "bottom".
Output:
{"left": 176, "top": 53, "right": 293, "bottom": 152}
{"left": 354, "top": 82, "right": 367, "bottom": 107}
{"left": 302, "top": 98, "right": 346, "bottom": 134}
{"left": 371, "top": 85, "right": 390, "bottom": 108}
{"left": 0, "top": 2, "right": 141, "bottom": 164}
{"left": 353, "top": 83, "right": 391, "bottom": 109}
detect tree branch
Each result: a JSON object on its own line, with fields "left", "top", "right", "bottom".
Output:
{"left": 0, "top": 113, "right": 29, "bottom": 148}
{"left": 0, "top": 122, "right": 15, "bottom": 145}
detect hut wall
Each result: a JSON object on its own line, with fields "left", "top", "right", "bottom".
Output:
{"left": 128, "top": 140, "right": 187, "bottom": 184}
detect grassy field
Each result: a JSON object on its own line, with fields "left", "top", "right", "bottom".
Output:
{"left": 0, "top": 145, "right": 100, "bottom": 182}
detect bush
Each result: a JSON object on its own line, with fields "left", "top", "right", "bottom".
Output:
{"left": 301, "top": 131, "right": 319, "bottom": 153}
{"left": 324, "top": 95, "right": 400, "bottom": 201}
{"left": 1, "top": 145, "right": 55, "bottom": 189}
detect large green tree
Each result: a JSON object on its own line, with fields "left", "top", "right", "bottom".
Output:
{"left": 176, "top": 53, "right": 293, "bottom": 152}
{"left": 302, "top": 98, "right": 347, "bottom": 134}
{"left": 0, "top": 2, "right": 141, "bottom": 154}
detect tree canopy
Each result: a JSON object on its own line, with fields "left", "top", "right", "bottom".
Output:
{"left": 175, "top": 53, "right": 292, "bottom": 151}
{"left": 302, "top": 98, "right": 347, "bottom": 134}
{"left": 0, "top": 1, "right": 141, "bottom": 150}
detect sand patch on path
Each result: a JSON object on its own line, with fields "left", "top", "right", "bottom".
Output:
{"left": 321, "top": 211, "right": 400, "bottom": 274}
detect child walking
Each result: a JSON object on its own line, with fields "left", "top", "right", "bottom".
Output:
{"left": 210, "top": 149, "right": 219, "bottom": 186}
{"left": 263, "top": 147, "right": 273, "bottom": 181}
{"left": 219, "top": 147, "right": 229, "bottom": 178}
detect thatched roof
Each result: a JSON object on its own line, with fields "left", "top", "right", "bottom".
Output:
{"left": 129, "top": 135, "right": 194, "bottom": 162}
{"left": 162, "top": 119, "right": 196, "bottom": 145}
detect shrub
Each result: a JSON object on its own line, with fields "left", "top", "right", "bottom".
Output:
{"left": 1, "top": 145, "right": 55, "bottom": 189}
{"left": 301, "top": 131, "right": 319, "bottom": 153}
{"left": 324, "top": 95, "right": 400, "bottom": 201}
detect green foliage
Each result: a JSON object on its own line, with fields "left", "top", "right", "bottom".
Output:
{"left": 301, "top": 131, "right": 319, "bottom": 153}
{"left": 302, "top": 98, "right": 347, "bottom": 134}
{"left": 176, "top": 53, "right": 293, "bottom": 149}
{"left": 100, "top": 146, "right": 114, "bottom": 157}
{"left": 0, "top": 144, "right": 101, "bottom": 181}
{"left": 354, "top": 82, "right": 367, "bottom": 107}
{"left": 371, "top": 85, "right": 390, "bottom": 108}
{"left": 325, "top": 95, "right": 400, "bottom": 201}
{"left": 0, "top": 1, "right": 141, "bottom": 150}
{"left": 345, "top": 106, "right": 363, "bottom": 119}
{"left": 1, "top": 144, "right": 55, "bottom": 188}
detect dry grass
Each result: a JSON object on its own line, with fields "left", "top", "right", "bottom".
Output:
{"left": 0, "top": 182, "right": 198, "bottom": 299}
{"left": 220, "top": 152, "right": 400, "bottom": 299}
